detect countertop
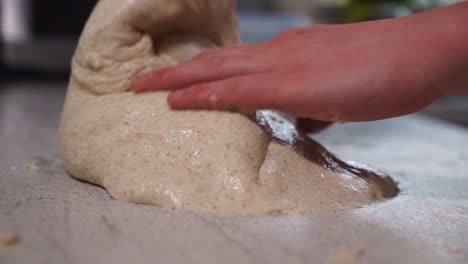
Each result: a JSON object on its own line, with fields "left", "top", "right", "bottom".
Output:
{"left": 1, "top": 82, "right": 467, "bottom": 264}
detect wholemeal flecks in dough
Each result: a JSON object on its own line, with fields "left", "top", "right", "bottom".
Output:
{"left": 59, "top": 0, "right": 398, "bottom": 215}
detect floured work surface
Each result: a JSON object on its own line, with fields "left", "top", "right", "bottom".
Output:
{"left": 1, "top": 83, "right": 467, "bottom": 264}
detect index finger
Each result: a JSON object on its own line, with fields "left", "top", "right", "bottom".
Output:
{"left": 131, "top": 44, "right": 264, "bottom": 93}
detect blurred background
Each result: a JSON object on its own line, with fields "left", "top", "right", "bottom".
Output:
{"left": 1, "top": 0, "right": 466, "bottom": 126}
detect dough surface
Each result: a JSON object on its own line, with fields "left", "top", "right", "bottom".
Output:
{"left": 59, "top": 0, "right": 398, "bottom": 215}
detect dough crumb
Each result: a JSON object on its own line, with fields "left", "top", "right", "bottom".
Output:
{"left": 23, "top": 162, "right": 39, "bottom": 172}
{"left": 448, "top": 248, "right": 464, "bottom": 255}
{"left": 327, "top": 243, "right": 366, "bottom": 264}
{"left": 0, "top": 233, "right": 22, "bottom": 248}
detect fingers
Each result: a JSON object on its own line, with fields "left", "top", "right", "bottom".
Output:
{"left": 167, "top": 73, "right": 295, "bottom": 111}
{"left": 131, "top": 44, "right": 265, "bottom": 93}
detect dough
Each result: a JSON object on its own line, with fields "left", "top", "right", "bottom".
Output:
{"left": 59, "top": 0, "right": 398, "bottom": 215}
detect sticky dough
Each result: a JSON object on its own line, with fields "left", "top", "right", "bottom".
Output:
{"left": 59, "top": 0, "right": 398, "bottom": 215}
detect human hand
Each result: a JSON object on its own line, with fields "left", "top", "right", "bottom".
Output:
{"left": 132, "top": 2, "right": 468, "bottom": 125}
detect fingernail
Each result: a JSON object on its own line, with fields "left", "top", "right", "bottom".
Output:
{"left": 168, "top": 90, "right": 187, "bottom": 109}
{"left": 131, "top": 72, "right": 154, "bottom": 93}
{"left": 170, "top": 89, "right": 185, "bottom": 99}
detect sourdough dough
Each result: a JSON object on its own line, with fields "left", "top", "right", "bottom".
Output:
{"left": 59, "top": 0, "right": 398, "bottom": 215}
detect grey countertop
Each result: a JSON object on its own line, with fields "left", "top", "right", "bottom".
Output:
{"left": 1, "top": 82, "right": 467, "bottom": 264}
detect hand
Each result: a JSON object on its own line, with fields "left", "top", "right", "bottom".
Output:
{"left": 132, "top": 2, "right": 468, "bottom": 124}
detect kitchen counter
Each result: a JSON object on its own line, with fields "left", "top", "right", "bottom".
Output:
{"left": 1, "top": 82, "right": 467, "bottom": 264}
